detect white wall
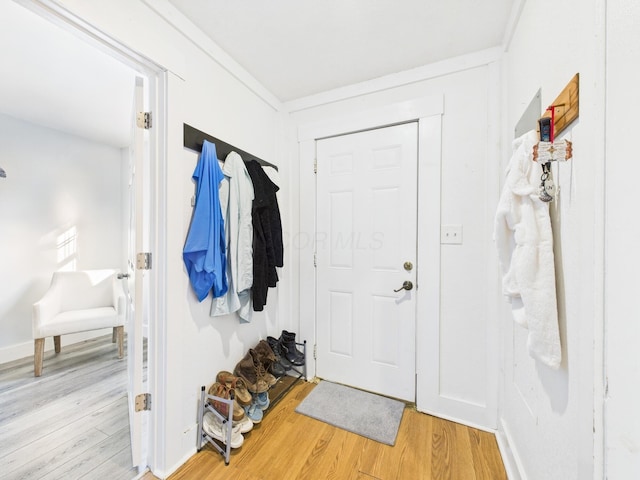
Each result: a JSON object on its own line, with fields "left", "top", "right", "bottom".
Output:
{"left": 0, "top": 113, "right": 124, "bottom": 362}
{"left": 604, "top": 1, "right": 640, "bottom": 478}
{"left": 288, "top": 56, "right": 501, "bottom": 430}
{"left": 499, "top": 1, "right": 605, "bottom": 478}
{"left": 47, "top": 0, "right": 288, "bottom": 475}
{"left": 18, "top": 1, "right": 639, "bottom": 478}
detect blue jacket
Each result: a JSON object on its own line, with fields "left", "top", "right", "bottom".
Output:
{"left": 183, "top": 140, "right": 228, "bottom": 301}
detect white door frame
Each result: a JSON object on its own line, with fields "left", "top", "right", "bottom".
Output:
{"left": 297, "top": 95, "right": 443, "bottom": 410}
{"left": 19, "top": 0, "right": 168, "bottom": 473}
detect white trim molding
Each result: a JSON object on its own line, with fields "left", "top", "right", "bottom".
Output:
{"left": 297, "top": 95, "right": 444, "bottom": 142}
{"left": 141, "top": 0, "right": 283, "bottom": 112}
{"left": 297, "top": 96, "right": 443, "bottom": 404}
{"left": 286, "top": 47, "right": 501, "bottom": 113}
{"left": 496, "top": 418, "right": 526, "bottom": 480}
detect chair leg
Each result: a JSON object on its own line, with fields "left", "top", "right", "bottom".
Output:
{"left": 54, "top": 335, "right": 61, "bottom": 353}
{"left": 116, "top": 326, "right": 124, "bottom": 359}
{"left": 112, "top": 327, "right": 117, "bottom": 343}
{"left": 34, "top": 338, "right": 45, "bottom": 377}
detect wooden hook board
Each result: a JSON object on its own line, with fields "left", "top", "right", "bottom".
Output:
{"left": 542, "top": 73, "right": 579, "bottom": 137}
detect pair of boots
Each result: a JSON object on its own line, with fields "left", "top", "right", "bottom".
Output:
{"left": 233, "top": 332, "right": 304, "bottom": 397}
{"left": 276, "top": 330, "right": 305, "bottom": 366}
{"left": 233, "top": 341, "right": 278, "bottom": 394}
{"left": 267, "top": 336, "right": 292, "bottom": 373}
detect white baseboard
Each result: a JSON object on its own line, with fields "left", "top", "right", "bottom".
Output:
{"left": 158, "top": 447, "right": 198, "bottom": 480}
{"left": 496, "top": 417, "right": 526, "bottom": 480}
{"left": 415, "top": 406, "right": 496, "bottom": 434}
{"left": 0, "top": 329, "right": 112, "bottom": 365}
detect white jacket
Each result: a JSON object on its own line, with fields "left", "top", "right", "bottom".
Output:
{"left": 494, "top": 130, "right": 561, "bottom": 368}
{"left": 211, "top": 152, "right": 255, "bottom": 321}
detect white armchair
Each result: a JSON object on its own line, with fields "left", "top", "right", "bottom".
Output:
{"left": 32, "top": 269, "right": 126, "bottom": 376}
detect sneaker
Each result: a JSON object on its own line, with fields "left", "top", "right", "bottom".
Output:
{"left": 253, "top": 391, "right": 270, "bottom": 410}
{"left": 202, "top": 411, "right": 244, "bottom": 448}
{"left": 233, "top": 414, "right": 254, "bottom": 434}
{"left": 243, "top": 402, "right": 263, "bottom": 424}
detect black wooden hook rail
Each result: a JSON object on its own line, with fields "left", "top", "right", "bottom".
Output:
{"left": 183, "top": 123, "right": 278, "bottom": 171}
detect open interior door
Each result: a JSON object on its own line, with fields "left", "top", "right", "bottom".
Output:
{"left": 126, "top": 76, "right": 148, "bottom": 472}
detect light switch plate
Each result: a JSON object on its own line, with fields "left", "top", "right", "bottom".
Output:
{"left": 441, "top": 224, "right": 463, "bottom": 244}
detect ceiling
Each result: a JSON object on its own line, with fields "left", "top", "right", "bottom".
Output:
{"left": 167, "top": 0, "right": 515, "bottom": 102}
{"left": 0, "top": 2, "right": 137, "bottom": 148}
{"left": 0, "top": 1, "right": 514, "bottom": 148}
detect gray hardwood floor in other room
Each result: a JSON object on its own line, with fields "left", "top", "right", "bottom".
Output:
{"left": 0, "top": 335, "right": 137, "bottom": 480}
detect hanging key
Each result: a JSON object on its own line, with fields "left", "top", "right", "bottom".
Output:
{"left": 539, "top": 184, "right": 553, "bottom": 202}
{"left": 543, "top": 176, "right": 555, "bottom": 197}
{"left": 538, "top": 162, "right": 553, "bottom": 202}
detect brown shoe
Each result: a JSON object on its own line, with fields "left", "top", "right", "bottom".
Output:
{"left": 207, "top": 382, "right": 245, "bottom": 421}
{"left": 253, "top": 340, "right": 280, "bottom": 384}
{"left": 216, "top": 370, "right": 252, "bottom": 406}
{"left": 234, "top": 349, "right": 270, "bottom": 393}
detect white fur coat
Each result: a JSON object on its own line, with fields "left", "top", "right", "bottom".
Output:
{"left": 494, "top": 130, "right": 561, "bottom": 368}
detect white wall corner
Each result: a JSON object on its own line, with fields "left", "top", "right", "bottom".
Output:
{"left": 497, "top": 418, "right": 526, "bottom": 480}
{"left": 140, "top": 0, "right": 283, "bottom": 112}
{"left": 285, "top": 47, "right": 502, "bottom": 114}
{"left": 502, "top": 0, "right": 528, "bottom": 53}
{"left": 156, "top": 446, "right": 197, "bottom": 480}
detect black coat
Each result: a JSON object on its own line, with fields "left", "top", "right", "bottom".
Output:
{"left": 245, "top": 160, "right": 283, "bottom": 311}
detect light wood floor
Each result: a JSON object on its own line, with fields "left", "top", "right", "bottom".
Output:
{"left": 0, "top": 334, "right": 136, "bottom": 480}
{"left": 159, "top": 380, "right": 507, "bottom": 480}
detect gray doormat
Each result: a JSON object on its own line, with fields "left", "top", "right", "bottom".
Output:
{"left": 295, "top": 380, "right": 405, "bottom": 446}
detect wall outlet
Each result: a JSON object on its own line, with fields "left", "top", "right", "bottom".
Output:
{"left": 441, "top": 224, "right": 463, "bottom": 245}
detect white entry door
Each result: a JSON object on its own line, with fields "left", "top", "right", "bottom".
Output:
{"left": 316, "top": 122, "right": 418, "bottom": 402}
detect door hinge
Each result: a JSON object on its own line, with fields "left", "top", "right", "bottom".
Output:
{"left": 136, "top": 111, "right": 152, "bottom": 129}
{"left": 313, "top": 344, "right": 317, "bottom": 360}
{"left": 135, "top": 393, "right": 151, "bottom": 411}
{"left": 314, "top": 158, "right": 317, "bottom": 174}
{"left": 136, "top": 252, "right": 152, "bottom": 270}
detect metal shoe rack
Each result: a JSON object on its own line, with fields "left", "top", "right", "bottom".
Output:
{"left": 265, "top": 340, "right": 307, "bottom": 413}
{"left": 197, "top": 387, "right": 235, "bottom": 465}
{"left": 197, "top": 340, "right": 307, "bottom": 465}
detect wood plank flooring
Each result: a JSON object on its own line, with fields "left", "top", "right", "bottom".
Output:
{"left": 161, "top": 381, "right": 507, "bottom": 480}
{"left": 0, "top": 335, "right": 137, "bottom": 480}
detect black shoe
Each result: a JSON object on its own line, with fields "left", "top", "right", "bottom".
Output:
{"left": 269, "top": 359, "right": 286, "bottom": 377}
{"left": 267, "top": 336, "right": 292, "bottom": 371}
{"left": 280, "top": 330, "right": 305, "bottom": 366}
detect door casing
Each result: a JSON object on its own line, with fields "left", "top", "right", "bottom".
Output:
{"left": 22, "top": 0, "right": 168, "bottom": 473}
{"left": 297, "top": 96, "right": 443, "bottom": 414}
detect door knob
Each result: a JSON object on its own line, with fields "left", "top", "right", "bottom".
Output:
{"left": 117, "top": 273, "right": 130, "bottom": 279}
{"left": 393, "top": 280, "right": 413, "bottom": 292}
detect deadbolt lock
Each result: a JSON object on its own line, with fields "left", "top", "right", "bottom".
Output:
{"left": 403, "top": 261, "right": 413, "bottom": 271}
